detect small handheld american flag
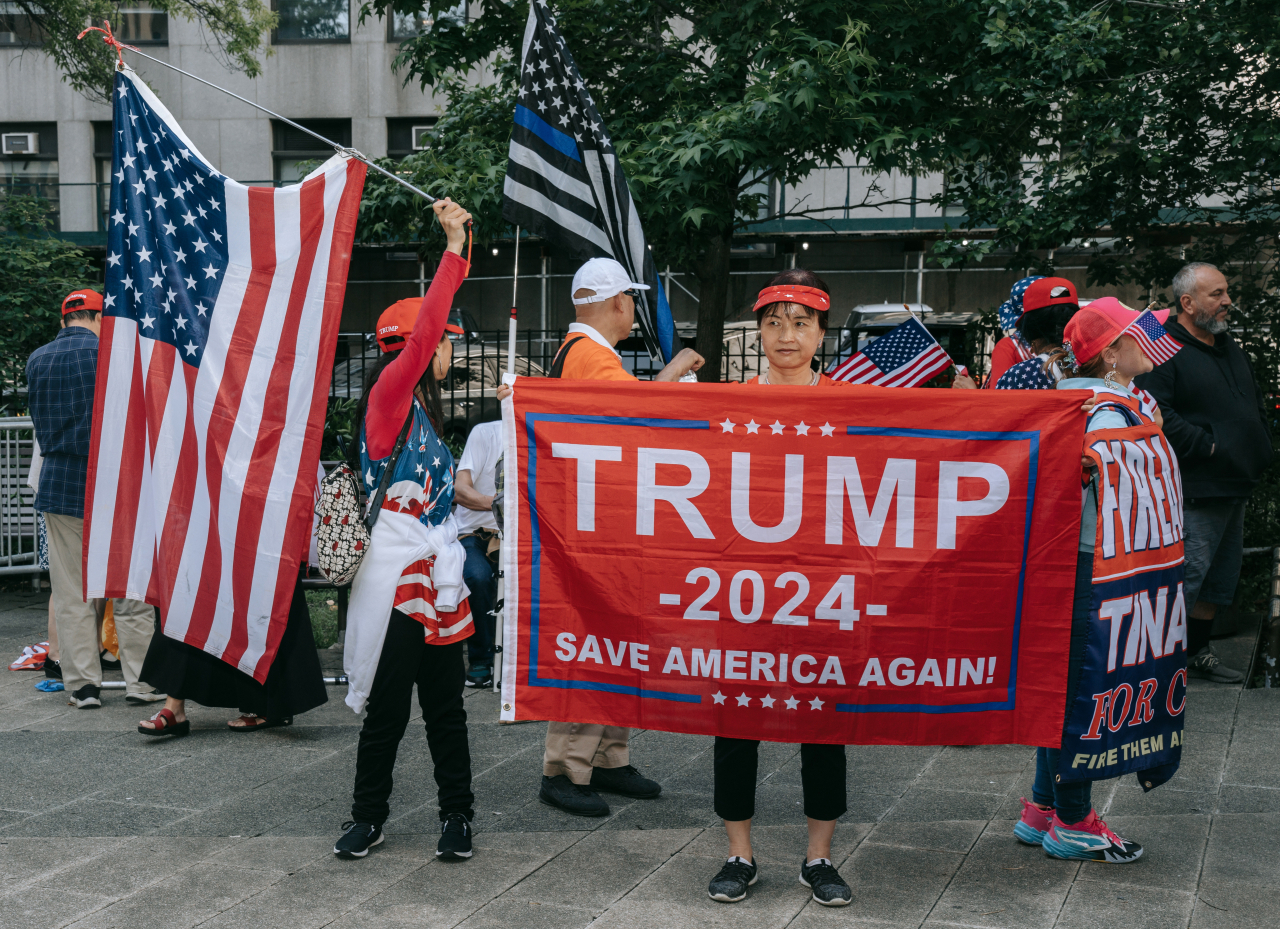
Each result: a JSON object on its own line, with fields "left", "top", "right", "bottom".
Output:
{"left": 1124, "top": 310, "right": 1181, "bottom": 365}
{"left": 827, "top": 317, "right": 954, "bottom": 387}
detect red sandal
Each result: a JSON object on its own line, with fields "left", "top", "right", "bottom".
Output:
{"left": 227, "top": 714, "right": 293, "bottom": 732}
{"left": 138, "top": 708, "right": 190, "bottom": 738}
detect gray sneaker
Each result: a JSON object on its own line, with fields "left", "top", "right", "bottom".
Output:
{"left": 1188, "top": 646, "right": 1244, "bottom": 683}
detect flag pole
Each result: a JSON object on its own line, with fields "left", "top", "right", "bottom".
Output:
{"left": 80, "top": 25, "right": 437, "bottom": 206}
{"left": 507, "top": 226, "right": 520, "bottom": 374}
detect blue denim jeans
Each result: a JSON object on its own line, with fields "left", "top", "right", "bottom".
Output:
{"left": 1032, "top": 748, "right": 1092, "bottom": 824}
{"left": 462, "top": 535, "right": 497, "bottom": 668}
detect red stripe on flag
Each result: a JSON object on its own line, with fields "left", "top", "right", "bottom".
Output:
{"left": 153, "top": 355, "right": 200, "bottom": 612}
{"left": 222, "top": 174, "right": 326, "bottom": 670}
{"left": 185, "top": 186, "right": 278, "bottom": 651}
{"left": 104, "top": 338, "right": 150, "bottom": 596}
{"left": 258, "top": 161, "right": 368, "bottom": 681}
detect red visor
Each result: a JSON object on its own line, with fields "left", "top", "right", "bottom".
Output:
{"left": 753, "top": 285, "right": 830, "bottom": 314}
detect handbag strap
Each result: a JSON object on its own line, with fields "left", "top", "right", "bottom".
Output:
{"left": 364, "top": 407, "right": 416, "bottom": 532}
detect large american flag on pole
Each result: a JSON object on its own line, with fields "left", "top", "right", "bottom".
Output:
{"left": 827, "top": 317, "right": 953, "bottom": 387}
{"left": 501, "top": 0, "right": 675, "bottom": 363}
{"left": 84, "top": 68, "right": 366, "bottom": 680}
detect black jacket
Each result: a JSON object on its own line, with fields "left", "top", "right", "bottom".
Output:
{"left": 1135, "top": 318, "right": 1272, "bottom": 500}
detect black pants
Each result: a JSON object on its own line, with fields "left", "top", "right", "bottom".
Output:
{"left": 351, "top": 610, "right": 474, "bottom": 826}
{"left": 714, "top": 737, "right": 847, "bottom": 822}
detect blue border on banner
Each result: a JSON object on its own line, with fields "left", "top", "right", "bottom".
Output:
{"left": 521, "top": 414, "right": 1042, "bottom": 712}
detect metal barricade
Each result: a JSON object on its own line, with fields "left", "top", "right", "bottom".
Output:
{"left": 0, "top": 417, "right": 39, "bottom": 576}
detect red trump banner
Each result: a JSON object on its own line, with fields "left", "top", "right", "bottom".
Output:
{"left": 499, "top": 380, "right": 1088, "bottom": 747}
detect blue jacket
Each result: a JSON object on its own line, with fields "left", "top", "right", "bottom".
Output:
{"left": 26, "top": 326, "right": 99, "bottom": 518}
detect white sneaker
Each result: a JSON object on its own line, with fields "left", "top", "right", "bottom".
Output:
{"left": 69, "top": 685, "right": 102, "bottom": 708}
{"left": 125, "top": 691, "right": 167, "bottom": 704}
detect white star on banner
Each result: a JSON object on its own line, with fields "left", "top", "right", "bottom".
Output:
{"left": 820, "top": 422, "right": 835, "bottom": 437}
{"left": 744, "top": 420, "right": 760, "bottom": 435}
{"left": 720, "top": 419, "right": 735, "bottom": 433}
{"left": 770, "top": 421, "right": 785, "bottom": 435}
{"left": 735, "top": 693, "right": 751, "bottom": 707}
{"left": 809, "top": 696, "right": 825, "bottom": 710}
{"left": 785, "top": 696, "right": 800, "bottom": 710}
{"left": 712, "top": 691, "right": 726, "bottom": 705}
{"left": 760, "top": 694, "right": 776, "bottom": 708}
{"left": 795, "top": 422, "right": 810, "bottom": 436}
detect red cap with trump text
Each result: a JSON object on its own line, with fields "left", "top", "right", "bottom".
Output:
{"left": 376, "top": 298, "right": 464, "bottom": 353}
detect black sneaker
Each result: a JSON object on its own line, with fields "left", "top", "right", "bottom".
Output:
{"left": 44, "top": 659, "right": 62, "bottom": 680}
{"left": 708, "top": 856, "right": 758, "bottom": 903}
{"left": 437, "top": 812, "right": 473, "bottom": 861}
{"left": 590, "top": 764, "right": 662, "bottom": 799}
{"left": 1188, "top": 645, "right": 1244, "bottom": 683}
{"left": 464, "top": 665, "right": 493, "bottom": 688}
{"left": 800, "top": 858, "right": 852, "bottom": 906}
{"left": 539, "top": 774, "right": 610, "bottom": 816}
{"left": 334, "top": 821, "right": 384, "bottom": 859}
{"left": 69, "top": 684, "right": 101, "bottom": 709}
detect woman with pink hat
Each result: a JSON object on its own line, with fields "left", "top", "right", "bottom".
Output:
{"left": 1013, "top": 297, "right": 1181, "bottom": 865}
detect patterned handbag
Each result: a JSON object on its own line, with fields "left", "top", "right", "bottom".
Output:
{"left": 314, "top": 411, "right": 413, "bottom": 585}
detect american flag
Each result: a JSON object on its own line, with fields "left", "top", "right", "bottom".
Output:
{"left": 1125, "top": 310, "right": 1181, "bottom": 365}
{"left": 828, "top": 317, "right": 954, "bottom": 387}
{"left": 501, "top": 0, "right": 675, "bottom": 362}
{"left": 83, "top": 69, "right": 366, "bottom": 681}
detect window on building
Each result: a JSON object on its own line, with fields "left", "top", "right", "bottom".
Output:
{"left": 389, "top": 1, "right": 465, "bottom": 41}
{"left": 274, "top": 0, "right": 349, "bottom": 43}
{"left": 0, "top": 122, "right": 59, "bottom": 224}
{"left": 93, "top": 121, "right": 114, "bottom": 231}
{"left": 273, "top": 119, "right": 350, "bottom": 183}
{"left": 114, "top": 2, "right": 169, "bottom": 45}
{"left": 386, "top": 117, "right": 438, "bottom": 159}
{"left": 0, "top": 2, "right": 45, "bottom": 45}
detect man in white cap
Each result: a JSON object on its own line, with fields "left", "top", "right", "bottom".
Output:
{"left": 538, "top": 257, "right": 703, "bottom": 816}
{"left": 547, "top": 257, "right": 704, "bottom": 381}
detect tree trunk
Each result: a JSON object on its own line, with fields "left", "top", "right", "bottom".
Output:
{"left": 693, "top": 232, "right": 732, "bottom": 382}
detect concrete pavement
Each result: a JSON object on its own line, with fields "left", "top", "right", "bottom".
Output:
{"left": 1, "top": 586, "right": 1277, "bottom": 929}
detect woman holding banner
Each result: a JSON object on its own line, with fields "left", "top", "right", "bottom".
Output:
{"left": 705, "top": 270, "right": 853, "bottom": 907}
{"left": 1014, "top": 298, "right": 1182, "bottom": 864}
{"left": 332, "top": 199, "right": 478, "bottom": 864}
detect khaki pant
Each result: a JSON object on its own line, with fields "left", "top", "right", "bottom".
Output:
{"left": 543, "top": 722, "right": 629, "bottom": 784}
{"left": 45, "top": 513, "right": 157, "bottom": 696}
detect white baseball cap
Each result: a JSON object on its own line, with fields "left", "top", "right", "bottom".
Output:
{"left": 571, "top": 257, "right": 650, "bottom": 305}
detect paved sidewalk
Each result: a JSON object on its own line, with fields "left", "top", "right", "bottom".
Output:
{"left": 1, "top": 587, "right": 1276, "bottom": 929}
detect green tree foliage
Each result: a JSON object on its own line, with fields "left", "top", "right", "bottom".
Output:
{"left": 12, "top": 0, "right": 276, "bottom": 98}
{"left": 0, "top": 197, "right": 99, "bottom": 411}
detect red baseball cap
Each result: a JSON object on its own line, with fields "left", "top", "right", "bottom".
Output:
{"left": 1020, "top": 277, "right": 1078, "bottom": 314}
{"left": 61, "top": 289, "right": 103, "bottom": 315}
{"left": 375, "top": 298, "right": 464, "bottom": 353}
{"left": 1064, "top": 297, "right": 1171, "bottom": 365}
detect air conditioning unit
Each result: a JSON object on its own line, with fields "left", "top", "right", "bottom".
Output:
{"left": 1, "top": 133, "right": 38, "bottom": 155}
{"left": 411, "top": 125, "right": 434, "bottom": 151}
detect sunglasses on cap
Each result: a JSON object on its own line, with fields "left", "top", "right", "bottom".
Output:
{"left": 622, "top": 288, "right": 641, "bottom": 299}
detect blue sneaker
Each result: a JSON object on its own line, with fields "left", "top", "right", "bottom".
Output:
{"left": 1042, "top": 810, "right": 1142, "bottom": 863}
{"left": 1013, "top": 797, "right": 1053, "bottom": 846}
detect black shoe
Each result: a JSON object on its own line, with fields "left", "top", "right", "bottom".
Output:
{"left": 44, "top": 659, "right": 62, "bottom": 680}
{"left": 590, "top": 764, "right": 661, "bottom": 799}
{"left": 800, "top": 858, "right": 852, "bottom": 907}
{"left": 437, "top": 812, "right": 473, "bottom": 861}
{"left": 708, "top": 856, "right": 758, "bottom": 903}
{"left": 539, "top": 775, "right": 610, "bottom": 816}
{"left": 334, "top": 821, "right": 384, "bottom": 859}
{"left": 464, "top": 665, "right": 493, "bottom": 688}
{"left": 100, "top": 650, "right": 122, "bottom": 671}
{"left": 69, "top": 684, "right": 101, "bottom": 709}
{"left": 1188, "top": 645, "right": 1244, "bottom": 683}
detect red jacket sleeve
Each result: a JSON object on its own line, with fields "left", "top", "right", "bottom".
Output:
{"left": 365, "top": 250, "right": 467, "bottom": 459}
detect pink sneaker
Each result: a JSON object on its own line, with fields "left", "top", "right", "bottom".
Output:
{"left": 1013, "top": 797, "right": 1053, "bottom": 845}
{"left": 1043, "top": 809, "right": 1143, "bottom": 863}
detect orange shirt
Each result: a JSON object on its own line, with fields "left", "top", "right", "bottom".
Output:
{"left": 744, "top": 373, "right": 851, "bottom": 387}
{"left": 554, "top": 331, "right": 639, "bottom": 382}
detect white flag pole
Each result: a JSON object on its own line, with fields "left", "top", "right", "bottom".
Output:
{"left": 507, "top": 226, "right": 520, "bottom": 375}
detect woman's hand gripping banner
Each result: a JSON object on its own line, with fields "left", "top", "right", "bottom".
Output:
{"left": 500, "top": 380, "right": 1089, "bottom": 746}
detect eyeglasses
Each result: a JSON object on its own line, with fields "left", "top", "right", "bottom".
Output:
{"left": 623, "top": 288, "right": 641, "bottom": 299}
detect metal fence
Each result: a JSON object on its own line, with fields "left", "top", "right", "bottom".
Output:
{"left": 0, "top": 418, "right": 38, "bottom": 576}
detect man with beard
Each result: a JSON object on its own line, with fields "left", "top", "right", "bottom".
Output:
{"left": 1136, "top": 262, "right": 1272, "bottom": 683}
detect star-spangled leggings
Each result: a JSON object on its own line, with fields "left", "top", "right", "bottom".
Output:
{"left": 714, "top": 737, "right": 847, "bottom": 822}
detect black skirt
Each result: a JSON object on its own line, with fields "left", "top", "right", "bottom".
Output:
{"left": 141, "top": 581, "right": 328, "bottom": 719}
